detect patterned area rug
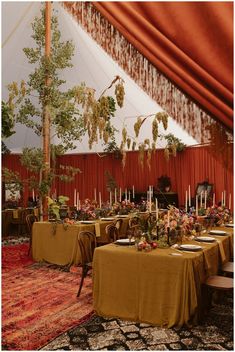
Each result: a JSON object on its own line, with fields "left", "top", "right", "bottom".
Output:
{"left": 2, "top": 243, "right": 93, "bottom": 351}
{"left": 41, "top": 299, "right": 233, "bottom": 351}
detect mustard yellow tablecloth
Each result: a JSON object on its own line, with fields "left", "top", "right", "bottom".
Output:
{"left": 32, "top": 222, "right": 95, "bottom": 266}
{"left": 92, "top": 228, "right": 233, "bottom": 328}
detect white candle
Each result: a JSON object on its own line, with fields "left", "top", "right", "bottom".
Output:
{"left": 99, "top": 192, "right": 102, "bottom": 208}
{"left": 119, "top": 187, "right": 122, "bottom": 202}
{"left": 221, "top": 191, "right": 224, "bottom": 207}
{"left": 167, "top": 210, "right": 170, "bottom": 227}
{"left": 110, "top": 191, "right": 112, "bottom": 206}
{"left": 229, "top": 193, "right": 231, "bottom": 210}
{"left": 204, "top": 190, "right": 207, "bottom": 209}
{"left": 94, "top": 188, "right": 97, "bottom": 202}
{"left": 185, "top": 190, "right": 188, "bottom": 212}
{"left": 114, "top": 188, "right": 117, "bottom": 203}
{"left": 128, "top": 191, "right": 131, "bottom": 202}
{"left": 32, "top": 189, "right": 35, "bottom": 202}
{"left": 54, "top": 189, "right": 57, "bottom": 200}
{"left": 77, "top": 192, "right": 80, "bottom": 211}
{"left": 132, "top": 185, "right": 135, "bottom": 199}
{"left": 200, "top": 191, "right": 203, "bottom": 208}
{"left": 149, "top": 186, "right": 152, "bottom": 212}
{"left": 125, "top": 188, "right": 127, "bottom": 201}
{"left": 74, "top": 189, "right": 76, "bottom": 206}
{"left": 78, "top": 199, "right": 81, "bottom": 210}
{"left": 188, "top": 185, "right": 191, "bottom": 207}
{"left": 195, "top": 195, "right": 198, "bottom": 216}
{"left": 213, "top": 193, "right": 215, "bottom": 207}
{"left": 156, "top": 198, "right": 158, "bottom": 220}
{"left": 224, "top": 190, "right": 226, "bottom": 207}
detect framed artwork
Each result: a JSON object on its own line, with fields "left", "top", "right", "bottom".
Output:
{"left": 5, "top": 183, "right": 21, "bottom": 201}
{"left": 196, "top": 182, "right": 213, "bottom": 198}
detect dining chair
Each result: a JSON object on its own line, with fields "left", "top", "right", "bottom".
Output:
{"left": 128, "top": 217, "right": 140, "bottom": 237}
{"left": 203, "top": 275, "right": 233, "bottom": 313}
{"left": 77, "top": 231, "right": 97, "bottom": 297}
{"left": 113, "top": 218, "right": 123, "bottom": 238}
{"left": 105, "top": 224, "right": 119, "bottom": 243}
{"left": 221, "top": 261, "right": 233, "bottom": 277}
{"left": 25, "top": 214, "right": 38, "bottom": 256}
{"left": 10, "top": 208, "right": 28, "bottom": 237}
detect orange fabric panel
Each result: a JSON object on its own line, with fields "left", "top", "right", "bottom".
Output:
{"left": 3, "top": 146, "right": 233, "bottom": 211}
{"left": 93, "top": 1, "right": 233, "bottom": 130}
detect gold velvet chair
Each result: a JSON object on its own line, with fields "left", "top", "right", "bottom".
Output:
{"left": 77, "top": 231, "right": 97, "bottom": 297}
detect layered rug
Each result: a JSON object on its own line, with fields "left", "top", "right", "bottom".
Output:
{"left": 2, "top": 243, "right": 93, "bottom": 351}
{"left": 41, "top": 299, "right": 233, "bottom": 351}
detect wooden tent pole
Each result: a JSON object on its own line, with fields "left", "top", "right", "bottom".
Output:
{"left": 42, "top": 1, "right": 52, "bottom": 219}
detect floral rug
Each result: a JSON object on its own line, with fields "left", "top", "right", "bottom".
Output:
{"left": 2, "top": 243, "right": 93, "bottom": 351}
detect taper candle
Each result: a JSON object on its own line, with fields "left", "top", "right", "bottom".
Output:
{"left": 224, "top": 190, "right": 226, "bottom": 207}
{"left": 204, "top": 190, "right": 207, "bottom": 209}
{"left": 167, "top": 210, "right": 170, "bottom": 227}
{"left": 119, "top": 187, "right": 122, "bottom": 202}
{"left": 229, "top": 193, "right": 231, "bottom": 210}
{"left": 114, "top": 188, "right": 117, "bottom": 203}
{"left": 195, "top": 195, "right": 198, "bottom": 216}
{"left": 74, "top": 189, "right": 76, "bottom": 206}
{"left": 125, "top": 188, "right": 127, "bottom": 201}
{"left": 77, "top": 192, "right": 79, "bottom": 211}
{"left": 200, "top": 191, "right": 203, "bottom": 208}
{"left": 132, "top": 185, "right": 135, "bottom": 199}
{"left": 185, "top": 190, "right": 188, "bottom": 212}
{"left": 213, "top": 193, "right": 215, "bottom": 207}
{"left": 32, "top": 189, "right": 35, "bottom": 202}
{"left": 188, "top": 185, "right": 191, "bottom": 206}
{"left": 99, "top": 192, "right": 102, "bottom": 208}
{"left": 156, "top": 198, "right": 158, "bottom": 220}
{"left": 221, "top": 191, "right": 224, "bottom": 207}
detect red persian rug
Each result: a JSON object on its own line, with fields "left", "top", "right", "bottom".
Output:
{"left": 2, "top": 243, "right": 93, "bottom": 350}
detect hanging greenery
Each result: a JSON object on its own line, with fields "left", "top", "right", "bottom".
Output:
{"left": 3, "top": 6, "right": 125, "bottom": 213}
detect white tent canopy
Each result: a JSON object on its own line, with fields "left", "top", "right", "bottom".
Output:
{"left": 2, "top": 2, "right": 197, "bottom": 154}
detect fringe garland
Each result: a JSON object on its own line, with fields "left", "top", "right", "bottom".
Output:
{"left": 63, "top": 1, "right": 233, "bottom": 170}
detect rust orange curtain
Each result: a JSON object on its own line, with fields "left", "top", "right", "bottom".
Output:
{"left": 93, "top": 1, "right": 233, "bottom": 131}
{"left": 2, "top": 145, "right": 233, "bottom": 211}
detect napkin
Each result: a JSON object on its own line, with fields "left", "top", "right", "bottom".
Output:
{"left": 95, "top": 223, "right": 101, "bottom": 237}
{"left": 217, "top": 241, "right": 226, "bottom": 264}
{"left": 13, "top": 210, "right": 19, "bottom": 219}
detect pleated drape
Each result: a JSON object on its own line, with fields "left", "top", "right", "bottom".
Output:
{"left": 2, "top": 145, "right": 233, "bottom": 211}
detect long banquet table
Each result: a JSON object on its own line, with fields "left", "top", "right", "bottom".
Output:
{"left": 93, "top": 226, "right": 233, "bottom": 328}
{"left": 32, "top": 218, "right": 129, "bottom": 266}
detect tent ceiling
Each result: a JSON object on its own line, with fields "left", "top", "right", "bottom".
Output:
{"left": 2, "top": 2, "right": 197, "bottom": 154}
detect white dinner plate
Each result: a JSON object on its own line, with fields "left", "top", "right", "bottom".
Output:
{"left": 80, "top": 221, "right": 96, "bottom": 224}
{"left": 179, "top": 244, "right": 202, "bottom": 251}
{"left": 225, "top": 223, "right": 234, "bottom": 228}
{"left": 115, "top": 239, "right": 135, "bottom": 245}
{"left": 195, "top": 236, "right": 216, "bottom": 243}
{"left": 100, "top": 217, "right": 115, "bottom": 221}
{"left": 115, "top": 215, "right": 129, "bottom": 218}
{"left": 209, "top": 230, "right": 227, "bottom": 236}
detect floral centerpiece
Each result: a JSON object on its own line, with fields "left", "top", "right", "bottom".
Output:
{"left": 205, "top": 205, "right": 232, "bottom": 226}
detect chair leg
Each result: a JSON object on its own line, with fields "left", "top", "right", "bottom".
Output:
{"left": 28, "top": 237, "right": 32, "bottom": 256}
{"left": 77, "top": 265, "right": 89, "bottom": 297}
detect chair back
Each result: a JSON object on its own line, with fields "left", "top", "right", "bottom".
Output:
{"left": 114, "top": 218, "right": 123, "bottom": 236}
{"left": 105, "top": 224, "right": 118, "bottom": 242}
{"left": 25, "top": 214, "right": 38, "bottom": 237}
{"left": 77, "top": 231, "right": 97, "bottom": 265}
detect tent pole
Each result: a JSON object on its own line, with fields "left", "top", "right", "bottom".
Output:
{"left": 42, "top": 1, "right": 52, "bottom": 220}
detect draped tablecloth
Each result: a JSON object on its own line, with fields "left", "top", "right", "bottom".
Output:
{"left": 32, "top": 218, "right": 129, "bottom": 266}
{"left": 93, "top": 227, "right": 233, "bottom": 328}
